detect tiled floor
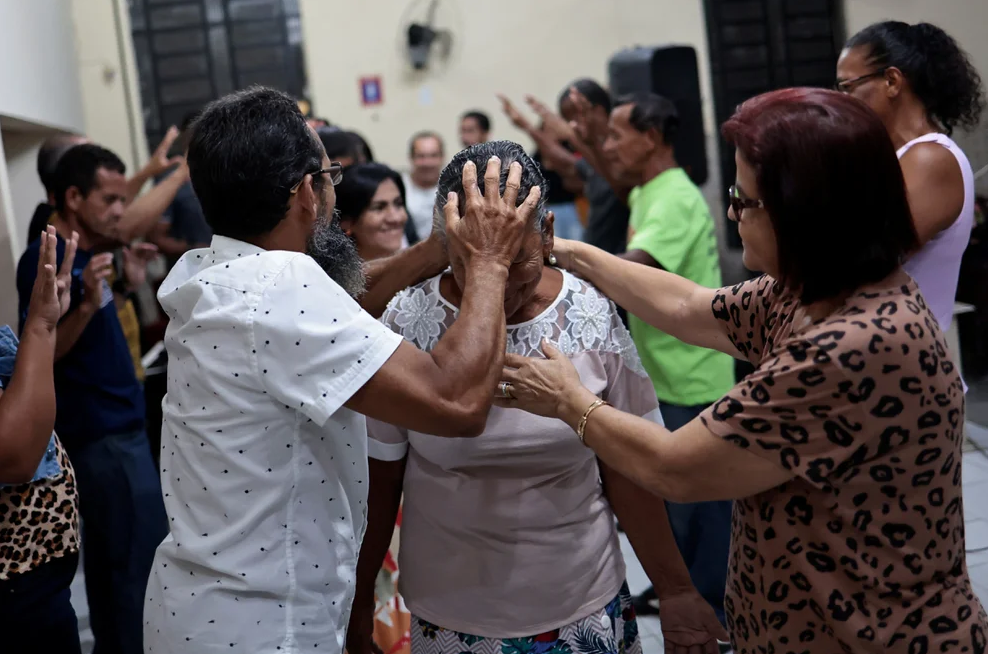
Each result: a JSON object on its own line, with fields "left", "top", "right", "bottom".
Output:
{"left": 71, "top": 433, "right": 988, "bottom": 654}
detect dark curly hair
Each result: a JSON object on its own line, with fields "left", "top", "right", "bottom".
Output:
{"left": 846, "top": 21, "right": 985, "bottom": 135}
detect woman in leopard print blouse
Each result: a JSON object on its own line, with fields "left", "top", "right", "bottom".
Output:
{"left": 499, "top": 88, "right": 988, "bottom": 654}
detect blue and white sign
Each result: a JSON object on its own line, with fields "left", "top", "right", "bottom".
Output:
{"left": 360, "top": 76, "right": 383, "bottom": 106}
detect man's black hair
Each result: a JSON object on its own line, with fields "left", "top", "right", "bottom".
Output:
{"left": 187, "top": 86, "right": 324, "bottom": 240}
{"left": 615, "top": 93, "right": 680, "bottom": 143}
{"left": 461, "top": 111, "right": 491, "bottom": 132}
{"left": 51, "top": 144, "right": 126, "bottom": 214}
{"left": 558, "top": 79, "right": 612, "bottom": 113}
{"left": 38, "top": 136, "right": 85, "bottom": 197}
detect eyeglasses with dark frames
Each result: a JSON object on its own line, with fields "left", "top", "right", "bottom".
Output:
{"left": 834, "top": 68, "right": 888, "bottom": 94}
{"left": 290, "top": 162, "right": 344, "bottom": 194}
{"left": 728, "top": 185, "right": 763, "bottom": 221}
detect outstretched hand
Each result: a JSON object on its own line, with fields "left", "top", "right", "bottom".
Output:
{"left": 444, "top": 157, "right": 542, "bottom": 271}
{"left": 27, "top": 226, "right": 78, "bottom": 333}
{"left": 147, "top": 125, "right": 185, "bottom": 178}
{"left": 525, "top": 95, "right": 577, "bottom": 144}
{"left": 497, "top": 94, "right": 532, "bottom": 132}
{"left": 548, "top": 237, "right": 579, "bottom": 271}
{"left": 494, "top": 340, "right": 585, "bottom": 418}
{"left": 658, "top": 591, "right": 731, "bottom": 654}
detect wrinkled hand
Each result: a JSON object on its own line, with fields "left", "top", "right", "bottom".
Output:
{"left": 658, "top": 591, "right": 730, "bottom": 654}
{"left": 525, "top": 95, "right": 577, "bottom": 144}
{"left": 497, "top": 94, "right": 532, "bottom": 132}
{"left": 26, "top": 227, "right": 76, "bottom": 333}
{"left": 82, "top": 253, "right": 114, "bottom": 309}
{"left": 444, "top": 157, "right": 542, "bottom": 270}
{"left": 495, "top": 341, "right": 585, "bottom": 418}
{"left": 122, "top": 242, "right": 159, "bottom": 291}
{"left": 146, "top": 125, "right": 184, "bottom": 178}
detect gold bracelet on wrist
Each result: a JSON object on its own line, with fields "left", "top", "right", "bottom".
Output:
{"left": 577, "top": 399, "right": 609, "bottom": 445}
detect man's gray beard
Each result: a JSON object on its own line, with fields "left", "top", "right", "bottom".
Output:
{"left": 305, "top": 207, "right": 367, "bottom": 298}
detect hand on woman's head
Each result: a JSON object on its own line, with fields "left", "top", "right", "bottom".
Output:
{"left": 443, "top": 157, "right": 542, "bottom": 270}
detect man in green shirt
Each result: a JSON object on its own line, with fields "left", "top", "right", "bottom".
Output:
{"left": 602, "top": 93, "right": 733, "bottom": 630}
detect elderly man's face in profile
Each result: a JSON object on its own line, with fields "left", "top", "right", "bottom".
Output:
{"left": 603, "top": 105, "right": 651, "bottom": 178}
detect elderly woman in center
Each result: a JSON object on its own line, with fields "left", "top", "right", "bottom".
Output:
{"left": 346, "top": 141, "right": 727, "bottom": 654}
{"left": 497, "top": 89, "right": 988, "bottom": 654}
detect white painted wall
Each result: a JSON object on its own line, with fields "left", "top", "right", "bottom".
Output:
{"left": 0, "top": 0, "right": 85, "bottom": 133}
{"left": 299, "top": 0, "right": 714, "bottom": 171}
{"left": 844, "top": 0, "right": 986, "bottom": 75}
{"left": 0, "top": 0, "right": 86, "bottom": 326}
{"left": 1, "top": 131, "right": 47, "bottom": 249}
{"left": 300, "top": 0, "right": 987, "bottom": 176}
{"left": 70, "top": 0, "right": 149, "bottom": 175}
{"left": 0, "top": 132, "right": 23, "bottom": 328}
{"left": 844, "top": 0, "right": 988, "bottom": 191}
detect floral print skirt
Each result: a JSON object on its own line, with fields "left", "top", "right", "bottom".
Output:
{"left": 410, "top": 582, "right": 641, "bottom": 654}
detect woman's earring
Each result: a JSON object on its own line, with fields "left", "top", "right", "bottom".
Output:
{"left": 548, "top": 253, "right": 558, "bottom": 266}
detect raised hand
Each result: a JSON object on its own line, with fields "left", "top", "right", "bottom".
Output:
{"left": 56, "top": 229, "right": 79, "bottom": 318}
{"left": 444, "top": 157, "right": 542, "bottom": 271}
{"left": 122, "top": 242, "right": 159, "bottom": 291}
{"left": 82, "top": 253, "right": 115, "bottom": 310}
{"left": 26, "top": 227, "right": 71, "bottom": 334}
{"left": 147, "top": 125, "right": 184, "bottom": 178}
{"left": 525, "top": 95, "right": 577, "bottom": 144}
{"left": 497, "top": 94, "right": 532, "bottom": 132}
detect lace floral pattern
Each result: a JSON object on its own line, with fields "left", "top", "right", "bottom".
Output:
{"left": 382, "top": 270, "right": 648, "bottom": 377}
{"left": 391, "top": 286, "right": 448, "bottom": 350}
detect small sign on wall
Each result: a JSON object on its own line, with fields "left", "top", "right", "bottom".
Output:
{"left": 359, "top": 76, "right": 383, "bottom": 106}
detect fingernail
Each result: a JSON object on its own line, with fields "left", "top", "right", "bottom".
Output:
{"left": 448, "top": 192, "right": 457, "bottom": 203}
{"left": 490, "top": 156, "right": 500, "bottom": 163}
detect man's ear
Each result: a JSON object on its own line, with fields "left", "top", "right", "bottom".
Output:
{"left": 64, "top": 187, "right": 84, "bottom": 214}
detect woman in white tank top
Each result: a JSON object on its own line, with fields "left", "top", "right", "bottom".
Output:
{"left": 836, "top": 21, "right": 984, "bottom": 332}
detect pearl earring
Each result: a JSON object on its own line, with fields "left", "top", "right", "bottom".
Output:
{"left": 548, "top": 253, "right": 558, "bottom": 266}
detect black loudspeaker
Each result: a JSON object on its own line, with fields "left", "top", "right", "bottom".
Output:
{"left": 608, "top": 46, "right": 708, "bottom": 186}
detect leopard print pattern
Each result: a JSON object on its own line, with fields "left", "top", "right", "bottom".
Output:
{"left": 0, "top": 435, "right": 79, "bottom": 580}
{"left": 701, "top": 273, "right": 987, "bottom": 654}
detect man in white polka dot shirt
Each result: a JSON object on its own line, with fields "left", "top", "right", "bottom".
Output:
{"left": 144, "top": 87, "right": 542, "bottom": 653}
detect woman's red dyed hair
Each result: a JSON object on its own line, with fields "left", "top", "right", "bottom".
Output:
{"left": 721, "top": 87, "right": 918, "bottom": 303}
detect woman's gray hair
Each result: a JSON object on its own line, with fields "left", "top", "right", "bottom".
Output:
{"left": 432, "top": 140, "right": 550, "bottom": 241}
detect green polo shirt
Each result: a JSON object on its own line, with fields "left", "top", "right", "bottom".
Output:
{"left": 626, "top": 167, "right": 734, "bottom": 406}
